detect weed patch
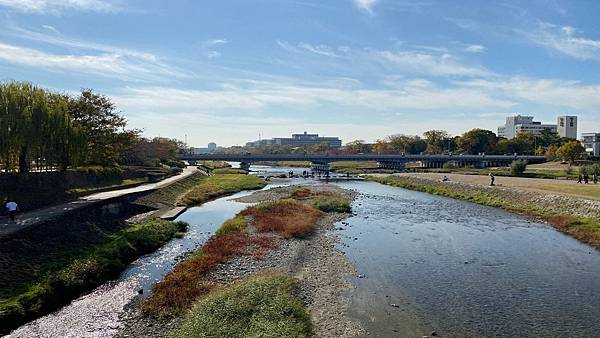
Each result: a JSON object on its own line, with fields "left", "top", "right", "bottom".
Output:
{"left": 178, "top": 174, "right": 266, "bottom": 206}
{"left": 170, "top": 274, "right": 311, "bottom": 338}
{"left": 242, "top": 199, "right": 323, "bottom": 238}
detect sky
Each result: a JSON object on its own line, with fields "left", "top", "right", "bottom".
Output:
{"left": 1, "top": 0, "right": 599, "bottom": 147}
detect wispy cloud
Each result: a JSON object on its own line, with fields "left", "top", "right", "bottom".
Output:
{"left": 0, "top": 0, "right": 116, "bottom": 14}
{"left": 353, "top": 0, "right": 377, "bottom": 15}
{"left": 529, "top": 21, "right": 600, "bottom": 61}
{"left": 200, "top": 38, "right": 228, "bottom": 59}
{"left": 0, "top": 42, "right": 185, "bottom": 81}
{"left": 464, "top": 44, "right": 485, "bottom": 53}
{"left": 41, "top": 24, "right": 59, "bottom": 34}
{"left": 376, "top": 50, "right": 491, "bottom": 77}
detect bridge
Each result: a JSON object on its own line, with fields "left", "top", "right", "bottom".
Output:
{"left": 178, "top": 153, "right": 547, "bottom": 174}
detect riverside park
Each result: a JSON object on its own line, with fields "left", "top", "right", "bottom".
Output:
{"left": 2, "top": 1, "right": 600, "bottom": 337}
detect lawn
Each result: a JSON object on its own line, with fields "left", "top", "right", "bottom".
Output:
{"left": 178, "top": 174, "right": 266, "bottom": 206}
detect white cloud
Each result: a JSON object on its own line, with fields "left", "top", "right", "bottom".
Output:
{"left": 530, "top": 21, "right": 600, "bottom": 61}
{"left": 41, "top": 24, "right": 59, "bottom": 34}
{"left": 377, "top": 50, "right": 491, "bottom": 77}
{"left": 0, "top": 42, "right": 185, "bottom": 81}
{"left": 464, "top": 44, "right": 485, "bottom": 53}
{"left": 0, "top": 0, "right": 115, "bottom": 14}
{"left": 297, "top": 42, "right": 338, "bottom": 57}
{"left": 353, "top": 0, "right": 377, "bottom": 14}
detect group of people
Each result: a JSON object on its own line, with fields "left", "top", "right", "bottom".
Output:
{"left": 3, "top": 199, "right": 19, "bottom": 222}
{"left": 577, "top": 173, "right": 598, "bottom": 184}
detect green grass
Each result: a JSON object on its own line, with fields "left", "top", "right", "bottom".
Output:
{"left": 179, "top": 174, "right": 266, "bottom": 206}
{"left": 69, "top": 177, "right": 148, "bottom": 194}
{"left": 0, "top": 219, "right": 188, "bottom": 334}
{"left": 215, "top": 215, "right": 249, "bottom": 237}
{"left": 211, "top": 168, "right": 248, "bottom": 174}
{"left": 311, "top": 196, "right": 352, "bottom": 213}
{"left": 170, "top": 274, "right": 312, "bottom": 338}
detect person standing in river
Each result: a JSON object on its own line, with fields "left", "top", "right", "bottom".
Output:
{"left": 489, "top": 173, "right": 495, "bottom": 186}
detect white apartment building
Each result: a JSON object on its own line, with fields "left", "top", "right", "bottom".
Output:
{"left": 582, "top": 133, "right": 600, "bottom": 157}
{"left": 498, "top": 115, "right": 557, "bottom": 139}
{"left": 557, "top": 116, "right": 578, "bottom": 139}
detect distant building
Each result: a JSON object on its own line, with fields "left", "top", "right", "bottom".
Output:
{"left": 497, "top": 114, "right": 564, "bottom": 139}
{"left": 246, "top": 131, "right": 342, "bottom": 148}
{"left": 192, "top": 142, "right": 218, "bottom": 154}
{"left": 582, "top": 133, "right": 600, "bottom": 157}
{"left": 557, "top": 116, "right": 577, "bottom": 139}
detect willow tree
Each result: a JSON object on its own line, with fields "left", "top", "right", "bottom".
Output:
{"left": 0, "top": 81, "right": 86, "bottom": 173}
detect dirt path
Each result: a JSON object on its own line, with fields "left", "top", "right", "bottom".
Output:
{"left": 395, "top": 172, "right": 600, "bottom": 201}
{"left": 0, "top": 166, "right": 198, "bottom": 238}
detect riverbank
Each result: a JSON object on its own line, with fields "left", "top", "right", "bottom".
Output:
{"left": 1, "top": 171, "right": 268, "bottom": 335}
{"left": 367, "top": 174, "right": 600, "bottom": 251}
{"left": 119, "top": 185, "right": 364, "bottom": 338}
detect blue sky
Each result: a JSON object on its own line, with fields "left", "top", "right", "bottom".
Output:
{"left": 1, "top": 0, "right": 599, "bottom": 147}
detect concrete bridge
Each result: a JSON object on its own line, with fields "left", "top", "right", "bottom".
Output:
{"left": 178, "top": 153, "right": 546, "bottom": 174}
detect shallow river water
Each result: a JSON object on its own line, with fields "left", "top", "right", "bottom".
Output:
{"left": 8, "top": 171, "right": 600, "bottom": 338}
{"left": 335, "top": 181, "right": 600, "bottom": 338}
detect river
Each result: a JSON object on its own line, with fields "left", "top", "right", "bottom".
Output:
{"left": 7, "top": 168, "right": 600, "bottom": 337}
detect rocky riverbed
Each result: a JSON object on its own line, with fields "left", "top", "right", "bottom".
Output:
{"left": 118, "top": 184, "right": 364, "bottom": 338}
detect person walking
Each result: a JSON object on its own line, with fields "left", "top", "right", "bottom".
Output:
{"left": 489, "top": 173, "right": 495, "bottom": 186}
{"left": 594, "top": 174, "right": 598, "bottom": 185}
{"left": 5, "top": 199, "right": 19, "bottom": 222}
{"left": 577, "top": 174, "right": 583, "bottom": 184}
{"left": 584, "top": 174, "right": 589, "bottom": 184}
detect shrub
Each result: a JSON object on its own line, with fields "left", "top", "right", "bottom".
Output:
{"left": 510, "top": 159, "right": 528, "bottom": 176}
{"left": 170, "top": 274, "right": 311, "bottom": 338}
{"left": 312, "top": 196, "right": 352, "bottom": 213}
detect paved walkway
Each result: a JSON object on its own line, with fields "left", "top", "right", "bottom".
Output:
{"left": 0, "top": 166, "right": 198, "bottom": 238}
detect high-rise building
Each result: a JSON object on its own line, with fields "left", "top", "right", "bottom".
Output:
{"left": 582, "top": 133, "right": 600, "bottom": 157}
{"left": 246, "top": 131, "right": 342, "bottom": 148}
{"left": 557, "top": 116, "right": 577, "bottom": 139}
{"left": 497, "top": 115, "right": 557, "bottom": 139}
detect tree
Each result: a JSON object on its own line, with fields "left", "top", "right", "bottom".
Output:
{"left": 68, "top": 89, "right": 139, "bottom": 166}
{"left": 344, "top": 140, "right": 371, "bottom": 154}
{"left": 423, "top": 130, "right": 451, "bottom": 154}
{"left": 456, "top": 129, "right": 497, "bottom": 154}
{"left": 387, "top": 135, "right": 426, "bottom": 154}
{"left": 510, "top": 159, "right": 528, "bottom": 176}
{"left": 0, "top": 81, "right": 85, "bottom": 173}
{"left": 555, "top": 140, "right": 586, "bottom": 166}
{"left": 372, "top": 139, "right": 391, "bottom": 154}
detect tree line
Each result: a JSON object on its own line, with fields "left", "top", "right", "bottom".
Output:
{"left": 1, "top": 81, "right": 186, "bottom": 174}
{"left": 225, "top": 128, "right": 588, "bottom": 164}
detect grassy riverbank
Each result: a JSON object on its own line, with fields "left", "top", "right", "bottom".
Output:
{"left": 171, "top": 274, "right": 311, "bottom": 338}
{"left": 144, "top": 197, "right": 324, "bottom": 316}
{"left": 178, "top": 174, "right": 266, "bottom": 206}
{"left": 367, "top": 175, "right": 600, "bottom": 251}
{"left": 0, "top": 218, "right": 188, "bottom": 334}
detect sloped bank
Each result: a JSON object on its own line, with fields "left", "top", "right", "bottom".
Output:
{"left": 367, "top": 175, "right": 600, "bottom": 251}
{"left": 1, "top": 171, "right": 267, "bottom": 335}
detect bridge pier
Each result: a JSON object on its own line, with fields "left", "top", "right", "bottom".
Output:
{"left": 311, "top": 161, "right": 330, "bottom": 177}
{"left": 378, "top": 160, "right": 406, "bottom": 171}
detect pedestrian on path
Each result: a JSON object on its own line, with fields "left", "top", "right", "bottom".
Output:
{"left": 577, "top": 174, "right": 583, "bottom": 184}
{"left": 489, "top": 173, "right": 495, "bottom": 186}
{"left": 5, "top": 199, "right": 19, "bottom": 222}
